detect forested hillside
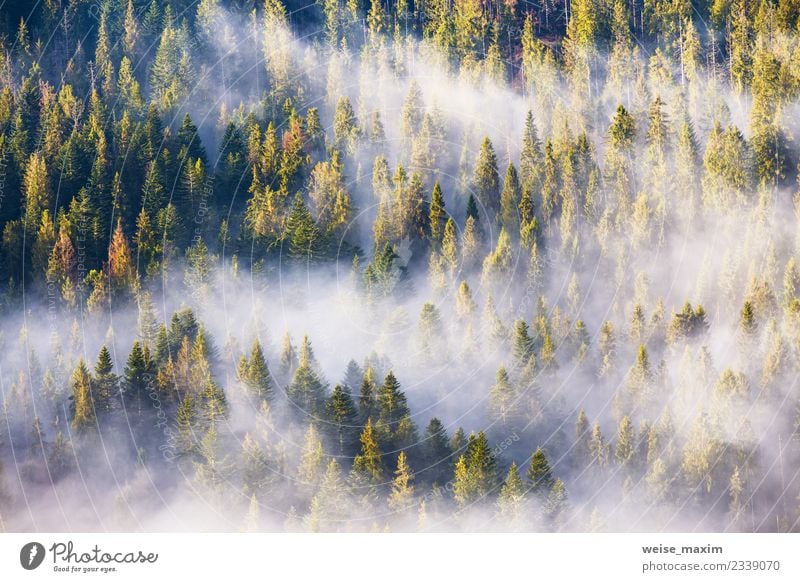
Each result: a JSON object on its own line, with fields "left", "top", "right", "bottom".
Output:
{"left": 0, "top": 0, "right": 799, "bottom": 532}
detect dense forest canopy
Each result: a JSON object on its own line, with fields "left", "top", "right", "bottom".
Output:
{"left": 0, "top": 0, "right": 799, "bottom": 532}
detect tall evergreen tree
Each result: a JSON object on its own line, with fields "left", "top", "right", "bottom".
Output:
{"left": 527, "top": 447, "right": 555, "bottom": 496}
{"left": 70, "top": 361, "right": 95, "bottom": 433}
{"left": 325, "top": 384, "right": 359, "bottom": 457}
{"left": 242, "top": 340, "right": 274, "bottom": 402}
{"left": 473, "top": 137, "right": 500, "bottom": 221}
{"left": 352, "top": 418, "right": 384, "bottom": 483}
{"left": 94, "top": 345, "right": 117, "bottom": 415}
{"left": 421, "top": 418, "right": 452, "bottom": 485}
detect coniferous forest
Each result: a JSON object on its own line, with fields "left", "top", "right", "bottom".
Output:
{"left": 0, "top": 0, "right": 800, "bottom": 533}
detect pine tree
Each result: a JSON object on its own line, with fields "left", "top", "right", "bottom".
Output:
{"left": 498, "top": 462, "right": 526, "bottom": 525}
{"left": 284, "top": 193, "right": 320, "bottom": 262}
{"left": 453, "top": 454, "right": 473, "bottom": 507}
{"left": 488, "top": 365, "right": 520, "bottom": 427}
{"left": 22, "top": 152, "right": 49, "bottom": 234}
{"left": 454, "top": 431, "right": 497, "bottom": 506}
{"left": 575, "top": 409, "right": 590, "bottom": 462}
{"left": 626, "top": 345, "right": 653, "bottom": 400}
{"left": 418, "top": 302, "right": 443, "bottom": 357}
{"left": 375, "top": 371, "right": 416, "bottom": 456}
{"left": 175, "top": 394, "right": 198, "bottom": 457}
{"left": 342, "top": 360, "right": 363, "bottom": 392}
{"left": 646, "top": 457, "right": 669, "bottom": 502}
{"left": 429, "top": 181, "right": 446, "bottom": 245}
{"left": 297, "top": 424, "right": 325, "bottom": 490}
{"left": 455, "top": 281, "right": 477, "bottom": 321}
{"left": 615, "top": 415, "right": 635, "bottom": 467}
{"left": 194, "top": 426, "right": 234, "bottom": 502}
{"left": 242, "top": 340, "right": 274, "bottom": 402}
{"left": 325, "top": 384, "right": 359, "bottom": 457}
{"left": 198, "top": 372, "right": 228, "bottom": 427}
{"left": 122, "top": 0, "right": 139, "bottom": 57}
{"left": 461, "top": 215, "right": 480, "bottom": 270}
{"left": 47, "top": 432, "right": 74, "bottom": 481}
{"left": 366, "top": 0, "right": 387, "bottom": 42}
{"left": 123, "top": 340, "right": 155, "bottom": 426}
{"left": 473, "top": 136, "right": 500, "bottom": 221}
{"left": 306, "top": 459, "right": 352, "bottom": 532}
{"left": 278, "top": 331, "right": 298, "bottom": 382}
{"left": 353, "top": 418, "right": 384, "bottom": 483}
{"left": 240, "top": 433, "right": 270, "bottom": 497}
{"left": 520, "top": 111, "right": 542, "bottom": 192}
{"left": 527, "top": 447, "right": 555, "bottom": 496}
{"left": 400, "top": 80, "right": 424, "bottom": 139}
{"left": 441, "top": 217, "right": 458, "bottom": 277}
{"left": 93, "top": 346, "right": 117, "bottom": 415}
{"left": 609, "top": 104, "right": 636, "bottom": 150}
{"left": 136, "top": 292, "right": 159, "bottom": 344}
{"left": 544, "top": 478, "right": 569, "bottom": 528}
{"left": 500, "top": 162, "right": 522, "bottom": 236}
{"left": 358, "top": 367, "right": 378, "bottom": 424}
{"left": 287, "top": 336, "right": 327, "bottom": 418}
{"left": 388, "top": 451, "right": 415, "bottom": 511}
{"left": 589, "top": 422, "right": 609, "bottom": 469}
{"left": 729, "top": 0, "right": 753, "bottom": 94}
{"left": 117, "top": 57, "right": 144, "bottom": 112}
{"left": 421, "top": 418, "right": 451, "bottom": 485}
{"left": 242, "top": 494, "right": 261, "bottom": 532}
{"left": 333, "top": 97, "right": 360, "bottom": 154}
{"left": 512, "top": 320, "right": 535, "bottom": 365}
{"left": 70, "top": 361, "right": 95, "bottom": 433}
{"left": 449, "top": 426, "right": 467, "bottom": 454}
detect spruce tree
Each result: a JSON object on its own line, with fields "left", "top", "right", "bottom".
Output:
{"left": 297, "top": 423, "right": 325, "bottom": 492}
{"left": 527, "top": 447, "right": 555, "bottom": 495}
{"left": 285, "top": 193, "right": 320, "bottom": 262}
{"left": 544, "top": 478, "right": 569, "bottom": 528}
{"left": 240, "top": 433, "right": 270, "bottom": 497}
{"left": 325, "top": 384, "right": 359, "bottom": 457}
{"left": 123, "top": 340, "right": 155, "bottom": 427}
{"left": 500, "top": 162, "right": 522, "bottom": 236}
{"left": 287, "top": 337, "right": 327, "bottom": 418}
{"left": 429, "top": 181, "right": 446, "bottom": 245}
{"left": 70, "top": 361, "right": 95, "bottom": 433}
{"left": 615, "top": 416, "right": 635, "bottom": 467}
{"left": 473, "top": 136, "right": 500, "bottom": 220}
{"left": 421, "top": 418, "right": 451, "bottom": 485}
{"left": 488, "top": 365, "right": 519, "bottom": 427}
{"left": 353, "top": 418, "right": 384, "bottom": 483}
{"left": 512, "top": 320, "right": 535, "bottom": 365}
{"left": 376, "top": 371, "right": 417, "bottom": 458}
{"left": 388, "top": 451, "right": 415, "bottom": 511}
{"left": 175, "top": 394, "right": 198, "bottom": 457}
{"left": 453, "top": 431, "right": 497, "bottom": 506}
{"left": 498, "top": 462, "right": 526, "bottom": 525}
{"left": 377, "top": 371, "right": 411, "bottom": 427}
{"left": 243, "top": 340, "right": 274, "bottom": 403}
{"left": 358, "top": 367, "right": 378, "bottom": 424}
{"left": 93, "top": 345, "right": 117, "bottom": 415}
